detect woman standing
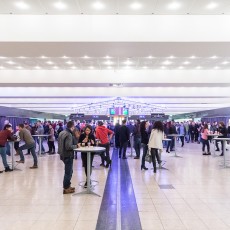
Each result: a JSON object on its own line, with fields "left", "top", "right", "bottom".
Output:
{"left": 201, "top": 124, "right": 211, "bottom": 155}
{"left": 148, "top": 121, "right": 164, "bottom": 173}
{"left": 140, "top": 121, "right": 149, "bottom": 170}
{"left": 78, "top": 125, "right": 96, "bottom": 187}
{"left": 47, "top": 124, "right": 55, "bottom": 154}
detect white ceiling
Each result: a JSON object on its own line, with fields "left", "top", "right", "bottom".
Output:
{"left": 1, "top": 3, "right": 230, "bottom": 118}
{"left": 0, "top": 0, "right": 230, "bottom": 15}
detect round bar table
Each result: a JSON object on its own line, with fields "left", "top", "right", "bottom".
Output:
{"left": 167, "top": 134, "right": 184, "bottom": 158}
{"left": 73, "top": 146, "right": 105, "bottom": 197}
{"left": 7, "top": 140, "right": 21, "bottom": 171}
{"left": 213, "top": 138, "right": 230, "bottom": 168}
{"left": 32, "top": 135, "right": 50, "bottom": 157}
{"left": 207, "top": 134, "right": 222, "bottom": 157}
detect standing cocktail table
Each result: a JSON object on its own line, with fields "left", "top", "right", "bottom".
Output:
{"left": 32, "top": 134, "right": 50, "bottom": 157}
{"left": 167, "top": 134, "right": 184, "bottom": 158}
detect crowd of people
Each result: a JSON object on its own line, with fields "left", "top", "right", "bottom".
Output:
{"left": 0, "top": 118, "right": 230, "bottom": 194}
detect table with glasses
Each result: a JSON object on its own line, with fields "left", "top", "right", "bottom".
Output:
{"left": 167, "top": 134, "right": 184, "bottom": 158}
{"left": 73, "top": 146, "right": 106, "bottom": 197}
{"left": 207, "top": 133, "right": 223, "bottom": 157}
{"left": 32, "top": 134, "right": 50, "bottom": 157}
{"left": 213, "top": 138, "right": 230, "bottom": 168}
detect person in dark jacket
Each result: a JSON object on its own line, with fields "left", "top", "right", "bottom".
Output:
{"left": 215, "top": 121, "right": 228, "bottom": 156}
{"left": 0, "top": 125, "right": 15, "bottom": 172}
{"left": 114, "top": 122, "right": 121, "bottom": 149}
{"left": 58, "top": 121, "right": 77, "bottom": 194}
{"left": 140, "top": 121, "right": 149, "bottom": 170}
{"left": 189, "top": 122, "right": 196, "bottom": 143}
{"left": 133, "top": 119, "right": 141, "bottom": 159}
{"left": 78, "top": 125, "right": 96, "bottom": 187}
{"left": 118, "top": 120, "right": 130, "bottom": 159}
{"left": 166, "top": 121, "right": 177, "bottom": 153}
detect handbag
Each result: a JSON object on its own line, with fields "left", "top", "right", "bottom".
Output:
{"left": 145, "top": 149, "right": 152, "bottom": 163}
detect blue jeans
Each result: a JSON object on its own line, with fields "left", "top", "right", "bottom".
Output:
{"left": 18, "top": 143, "right": 37, "bottom": 166}
{"left": 61, "top": 156, "right": 73, "bottom": 189}
{"left": 0, "top": 147, "right": 9, "bottom": 168}
{"left": 134, "top": 137, "right": 141, "bottom": 157}
{"left": 141, "top": 143, "right": 148, "bottom": 167}
{"left": 6, "top": 142, "right": 11, "bottom": 156}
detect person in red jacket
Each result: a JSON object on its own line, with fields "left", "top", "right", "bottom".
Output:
{"left": 96, "top": 121, "right": 114, "bottom": 168}
{"left": 0, "top": 125, "right": 15, "bottom": 173}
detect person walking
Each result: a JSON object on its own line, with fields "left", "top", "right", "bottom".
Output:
{"left": 58, "top": 121, "right": 77, "bottom": 194}
{"left": 118, "top": 120, "right": 130, "bottom": 159}
{"left": 148, "top": 121, "right": 164, "bottom": 173}
{"left": 201, "top": 124, "right": 211, "bottom": 155}
{"left": 16, "top": 124, "right": 38, "bottom": 169}
{"left": 140, "top": 121, "right": 149, "bottom": 170}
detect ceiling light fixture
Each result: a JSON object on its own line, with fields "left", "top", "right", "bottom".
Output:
{"left": 168, "top": 2, "right": 181, "bottom": 10}
{"left": 130, "top": 2, "right": 142, "bottom": 10}
{"left": 0, "top": 66, "right": 5, "bottom": 69}
{"left": 161, "top": 66, "right": 166, "bottom": 69}
{"left": 71, "top": 66, "right": 77, "bottom": 69}
{"left": 15, "top": 1, "right": 30, "bottom": 10}
{"left": 104, "top": 60, "right": 113, "bottom": 65}
{"left": 89, "top": 66, "right": 95, "bottom": 69}
{"left": 124, "top": 60, "right": 133, "bottom": 65}
{"left": 66, "top": 61, "right": 73, "bottom": 65}
{"left": 40, "top": 56, "right": 47, "bottom": 59}
{"left": 6, "top": 61, "right": 15, "bottom": 65}
{"left": 92, "top": 1, "right": 105, "bottom": 10}
{"left": 143, "top": 66, "right": 148, "bottom": 69}
{"left": 35, "top": 66, "right": 41, "bottom": 69}
{"left": 196, "top": 66, "right": 202, "bottom": 69}
{"left": 214, "top": 66, "right": 220, "bottom": 69}
{"left": 0, "top": 56, "right": 6, "bottom": 59}
{"left": 169, "top": 55, "right": 175, "bottom": 59}
{"left": 105, "top": 56, "right": 111, "bottom": 59}
{"left": 162, "top": 60, "right": 172, "bottom": 65}
{"left": 54, "top": 1, "right": 67, "bottom": 10}
{"left": 18, "top": 56, "right": 26, "bottom": 59}
{"left": 46, "top": 61, "right": 54, "bottom": 65}
{"left": 53, "top": 66, "right": 59, "bottom": 69}
{"left": 222, "top": 61, "right": 229, "bottom": 65}
{"left": 62, "top": 56, "right": 69, "bottom": 59}
{"left": 206, "top": 2, "right": 218, "bottom": 10}
{"left": 183, "top": 61, "right": 190, "bottom": 65}
{"left": 210, "top": 55, "right": 218, "bottom": 59}
{"left": 190, "top": 55, "right": 196, "bottom": 59}
{"left": 178, "top": 66, "right": 184, "bottom": 69}
{"left": 147, "top": 56, "right": 154, "bottom": 59}
{"left": 83, "top": 55, "right": 90, "bottom": 59}
{"left": 16, "top": 66, "right": 23, "bottom": 69}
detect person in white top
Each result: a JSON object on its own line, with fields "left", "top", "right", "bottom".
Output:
{"left": 148, "top": 121, "right": 164, "bottom": 173}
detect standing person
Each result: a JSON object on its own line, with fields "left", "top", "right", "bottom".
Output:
{"left": 166, "top": 121, "right": 177, "bottom": 153}
{"left": 178, "top": 122, "right": 186, "bottom": 147}
{"left": 118, "top": 120, "right": 130, "bottom": 159}
{"left": 140, "top": 121, "right": 149, "bottom": 170}
{"left": 201, "top": 124, "right": 211, "bottom": 155}
{"left": 16, "top": 124, "right": 38, "bottom": 169}
{"left": 4, "top": 120, "right": 12, "bottom": 156}
{"left": 58, "top": 121, "right": 77, "bottom": 194}
{"left": 36, "top": 120, "right": 45, "bottom": 154}
{"left": 189, "top": 122, "right": 195, "bottom": 143}
{"left": 148, "top": 121, "right": 164, "bottom": 173}
{"left": 133, "top": 119, "right": 141, "bottom": 159}
{"left": 47, "top": 124, "right": 55, "bottom": 154}
{"left": 96, "top": 121, "right": 113, "bottom": 168}
{"left": 78, "top": 125, "right": 96, "bottom": 188}
{"left": 215, "top": 122, "right": 228, "bottom": 156}
{"left": 24, "top": 122, "right": 32, "bottom": 155}
{"left": 114, "top": 122, "right": 121, "bottom": 149}
{"left": 0, "top": 125, "right": 15, "bottom": 172}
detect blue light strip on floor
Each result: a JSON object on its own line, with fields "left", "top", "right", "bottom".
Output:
{"left": 96, "top": 149, "right": 142, "bottom": 230}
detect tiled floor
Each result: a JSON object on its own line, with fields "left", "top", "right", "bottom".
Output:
{"left": 1, "top": 141, "right": 230, "bottom": 229}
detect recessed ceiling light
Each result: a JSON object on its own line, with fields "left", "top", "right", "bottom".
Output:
{"left": 89, "top": 66, "right": 94, "bottom": 69}
{"left": 161, "top": 66, "right": 166, "bottom": 69}
{"left": 0, "top": 66, "right": 5, "bottom": 69}
{"left": 16, "top": 66, "right": 23, "bottom": 69}
{"left": 222, "top": 61, "right": 229, "bottom": 65}
{"left": 66, "top": 61, "right": 73, "bottom": 65}
{"left": 35, "top": 66, "right": 41, "bottom": 69}
{"left": 124, "top": 60, "right": 133, "bottom": 65}
{"left": 143, "top": 66, "right": 148, "bottom": 69}
{"left": 147, "top": 56, "right": 154, "bottom": 59}
{"left": 196, "top": 66, "right": 202, "bottom": 69}
{"left": 130, "top": 2, "right": 142, "bottom": 10}
{"left": 183, "top": 61, "right": 190, "bottom": 65}
{"left": 178, "top": 66, "right": 184, "bottom": 69}
{"left": 210, "top": 55, "right": 218, "bottom": 59}
{"left": 71, "top": 66, "right": 77, "bottom": 69}
{"left": 92, "top": 1, "right": 105, "bottom": 10}
{"left": 104, "top": 60, "right": 113, "bottom": 65}
{"left": 168, "top": 55, "right": 175, "bottom": 59}
{"left": 62, "top": 56, "right": 69, "bottom": 59}
{"left": 168, "top": 2, "right": 181, "bottom": 10}
{"left": 6, "top": 61, "right": 15, "bottom": 65}
{"left": 105, "top": 56, "right": 111, "bottom": 59}
{"left": 190, "top": 55, "right": 196, "bottom": 59}
{"left": 107, "top": 66, "right": 112, "bottom": 69}
{"left": 0, "top": 56, "right": 6, "bottom": 59}
{"left": 83, "top": 55, "right": 90, "bottom": 59}
{"left": 40, "top": 56, "right": 47, "bottom": 59}
{"left": 15, "top": 1, "right": 30, "bottom": 10}
{"left": 162, "top": 60, "right": 172, "bottom": 65}
{"left": 206, "top": 2, "right": 218, "bottom": 10}
{"left": 214, "top": 66, "right": 220, "bottom": 69}
{"left": 18, "top": 56, "right": 26, "bottom": 59}
{"left": 53, "top": 66, "right": 59, "bottom": 69}
{"left": 54, "top": 1, "right": 67, "bottom": 10}
{"left": 46, "top": 61, "right": 54, "bottom": 65}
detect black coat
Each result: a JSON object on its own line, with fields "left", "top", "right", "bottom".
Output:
{"left": 119, "top": 125, "right": 130, "bottom": 143}
{"left": 78, "top": 133, "right": 96, "bottom": 146}
{"left": 141, "top": 129, "right": 149, "bottom": 145}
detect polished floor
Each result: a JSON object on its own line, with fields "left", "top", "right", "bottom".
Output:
{"left": 1, "top": 141, "right": 230, "bottom": 230}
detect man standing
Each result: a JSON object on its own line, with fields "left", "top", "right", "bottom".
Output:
{"left": 58, "top": 121, "right": 77, "bottom": 194}
{"left": 16, "top": 124, "right": 38, "bottom": 169}
{"left": 0, "top": 124, "right": 15, "bottom": 172}
{"left": 36, "top": 120, "right": 45, "bottom": 154}
{"left": 96, "top": 121, "right": 114, "bottom": 168}
{"left": 133, "top": 119, "right": 141, "bottom": 159}
{"left": 118, "top": 120, "right": 130, "bottom": 159}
